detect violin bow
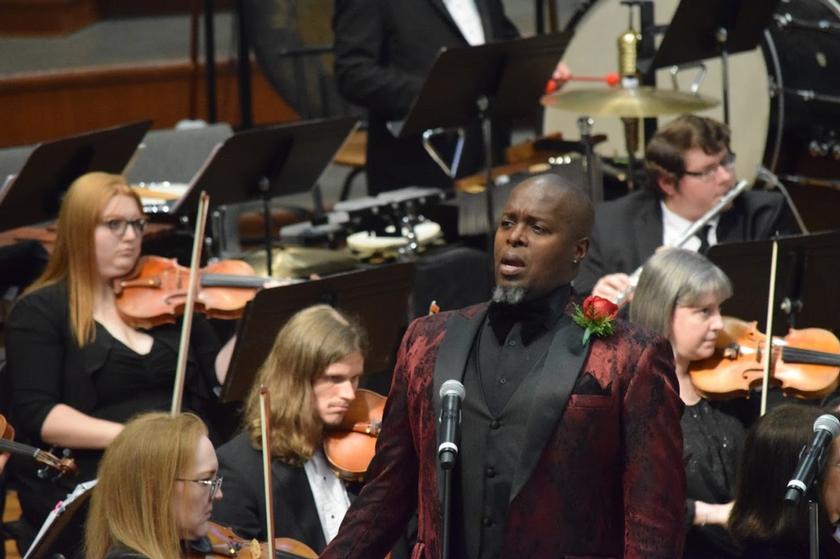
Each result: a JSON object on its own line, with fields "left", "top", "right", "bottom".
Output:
{"left": 171, "top": 191, "right": 210, "bottom": 416}
{"left": 759, "top": 240, "right": 780, "bottom": 416}
{"left": 259, "top": 385, "right": 277, "bottom": 559}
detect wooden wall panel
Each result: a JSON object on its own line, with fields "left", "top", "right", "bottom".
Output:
{"left": 0, "top": 0, "right": 99, "bottom": 35}
{"left": 0, "top": 60, "right": 299, "bottom": 148}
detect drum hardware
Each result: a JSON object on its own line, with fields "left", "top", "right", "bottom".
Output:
{"left": 133, "top": 182, "right": 190, "bottom": 215}
{"left": 668, "top": 62, "right": 707, "bottom": 95}
{"left": 756, "top": 165, "right": 810, "bottom": 234}
{"left": 541, "top": 86, "right": 720, "bottom": 117}
{"left": 576, "top": 116, "right": 604, "bottom": 202}
{"left": 618, "top": 1, "right": 643, "bottom": 189}
{"left": 278, "top": 187, "right": 446, "bottom": 251}
{"left": 774, "top": 11, "right": 840, "bottom": 32}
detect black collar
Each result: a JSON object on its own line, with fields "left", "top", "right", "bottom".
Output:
{"left": 487, "top": 284, "right": 571, "bottom": 344}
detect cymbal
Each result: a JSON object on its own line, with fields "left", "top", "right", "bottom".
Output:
{"left": 541, "top": 86, "right": 719, "bottom": 118}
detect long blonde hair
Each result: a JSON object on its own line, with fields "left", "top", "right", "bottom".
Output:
{"left": 243, "top": 304, "right": 366, "bottom": 466}
{"left": 25, "top": 172, "right": 142, "bottom": 347}
{"left": 85, "top": 412, "right": 208, "bottom": 559}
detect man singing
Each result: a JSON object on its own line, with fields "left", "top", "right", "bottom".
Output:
{"left": 320, "top": 173, "right": 686, "bottom": 558}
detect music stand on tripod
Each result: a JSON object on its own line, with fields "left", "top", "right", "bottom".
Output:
{"left": 170, "top": 117, "right": 357, "bottom": 272}
{"left": 0, "top": 120, "right": 152, "bottom": 233}
{"left": 647, "top": 0, "right": 780, "bottom": 125}
{"left": 393, "top": 32, "right": 572, "bottom": 242}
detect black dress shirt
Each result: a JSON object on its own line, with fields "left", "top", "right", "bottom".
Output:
{"left": 477, "top": 285, "right": 571, "bottom": 415}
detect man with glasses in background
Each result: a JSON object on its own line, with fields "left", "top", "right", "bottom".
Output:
{"left": 575, "top": 114, "right": 799, "bottom": 302}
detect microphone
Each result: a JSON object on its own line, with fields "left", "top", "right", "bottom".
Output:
{"left": 784, "top": 414, "right": 840, "bottom": 503}
{"left": 438, "top": 380, "right": 466, "bottom": 470}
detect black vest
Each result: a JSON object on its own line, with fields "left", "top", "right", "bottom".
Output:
{"left": 454, "top": 339, "right": 550, "bottom": 559}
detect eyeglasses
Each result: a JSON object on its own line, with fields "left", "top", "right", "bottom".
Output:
{"left": 682, "top": 152, "right": 737, "bottom": 182}
{"left": 176, "top": 474, "right": 223, "bottom": 500}
{"left": 101, "top": 218, "right": 147, "bottom": 236}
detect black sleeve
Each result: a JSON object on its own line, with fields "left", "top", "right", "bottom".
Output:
{"left": 188, "top": 314, "right": 224, "bottom": 396}
{"left": 212, "top": 435, "right": 266, "bottom": 541}
{"left": 333, "top": 0, "right": 424, "bottom": 119}
{"left": 5, "top": 290, "right": 67, "bottom": 439}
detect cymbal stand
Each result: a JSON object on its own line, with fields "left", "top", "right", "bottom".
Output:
{"left": 576, "top": 116, "right": 603, "bottom": 202}
{"left": 716, "top": 27, "right": 732, "bottom": 125}
{"left": 478, "top": 95, "right": 495, "bottom": 247}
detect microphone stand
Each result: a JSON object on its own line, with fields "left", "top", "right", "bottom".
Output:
{"left": 442, "top": 464, "right": 453, "bottom": 559}
{"left": 809, "top": 495, "right": 820, "bottom": 559}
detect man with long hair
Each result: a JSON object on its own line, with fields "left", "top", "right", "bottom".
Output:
{"left": 210, "top": 304, "right": 366, "bottom": 552}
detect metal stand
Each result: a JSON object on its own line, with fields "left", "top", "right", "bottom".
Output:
{"left": 717, "top": 27, "right": 731, "bottom": 125}
{"left": 809, "top": 499, "right": 820, "bottom": 559}
{"left": 576, "top": 116, "right": 603, "bottom": 202}
{"left": 442, "top": 468, "right": 453, "bottom": 559}
{"left": 258, "top": 176, "right": 273, "bottom": 277}
{"left": 478, "top": 95, "right": 496, "bottom": 247}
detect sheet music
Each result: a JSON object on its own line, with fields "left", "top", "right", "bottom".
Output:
{"left": 24, "top": 479, "right": 98, "bottom": 559}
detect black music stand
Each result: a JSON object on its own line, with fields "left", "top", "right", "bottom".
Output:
{"left": 0, "top": 121, "right": 152, "bottom": 233}
{"left": 707, "top": 231, "right": 840, "bottom": 337}
{"left": 23, "top": 479, "right": 96, "bottom": 559}
{"left": 170, "top": 117, "right": 357, "bottom": 274}
{"left": 647, "top": 0, "right": 780, "bottom": 124}
{"left": 220, "top": 262, "right": 415, "bottom": 403}
{"left": 395, "top": 32, "right": 572, "bottom": 241}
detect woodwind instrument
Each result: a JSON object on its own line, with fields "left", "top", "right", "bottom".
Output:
{"left": 615, "top": 178, "right": 749, "bottom": 306}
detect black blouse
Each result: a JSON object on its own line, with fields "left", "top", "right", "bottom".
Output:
{"left": 5, "top": 281, "right": 221, "bottom": 533}
{"left": 682, "top": 398, "right": 746, "bottom": 558}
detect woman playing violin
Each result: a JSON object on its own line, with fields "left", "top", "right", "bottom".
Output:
{"left": 211, "top": 304, "right": 365, "bottom": 552}
{"left": 630, "top": 248, "right": 745, "bottom": 558}
{"left": 85, "top": 412, "right": 223, "bottom": 559}
{"left": 5, "top": 172, "right": 233, "bottom": 550}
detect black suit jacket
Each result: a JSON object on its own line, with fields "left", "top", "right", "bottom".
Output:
{"left": 333, "top": 0, "right": 518, "bottom": 193}
{"left": 575, "top": 189, "right": 800, "bottom": 294}
{"left": 211, "top": 431, "right": 327, "bottom": 552}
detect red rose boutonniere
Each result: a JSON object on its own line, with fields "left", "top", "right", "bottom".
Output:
{"left": 573, "top": 295, "right": 618, "bottom": 345}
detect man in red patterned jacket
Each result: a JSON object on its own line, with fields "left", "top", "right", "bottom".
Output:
{"left": 321, "top": 173, "right": 685, "bottom": 559}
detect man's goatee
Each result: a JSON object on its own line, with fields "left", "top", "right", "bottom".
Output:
{"left": 491, "top": 286, "right": 526, "bottom": 305}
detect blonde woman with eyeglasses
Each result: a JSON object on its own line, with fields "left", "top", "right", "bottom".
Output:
{"left": 5, "top": 172, "right": 234, "bottom": 553}
{"left": 85, "top": 412, "right": 223, "bottom": 559}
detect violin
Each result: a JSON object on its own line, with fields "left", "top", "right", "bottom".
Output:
{"left": 689, "top": 316, "right": 840, "bottom": 400}
{"left": 323, "top": 388, "right": 385, "bottom": 482}
{"left": 0, "top": 414, "right": 78, "bottom": 477}
{"left": 114, "top": 255, "right": 277, "bottom": 329}
{"left": 187, "top": 522, "right": 316, "bottom": 558}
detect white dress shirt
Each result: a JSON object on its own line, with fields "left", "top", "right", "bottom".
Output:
{"left": 661, "top": 201, "right": 719, "bottom": 252}
{"left": 443, "top": 0, "right": 486, "bottom": 45}
{"left": 303, "top": 449, "right": 352, "bottom": 544}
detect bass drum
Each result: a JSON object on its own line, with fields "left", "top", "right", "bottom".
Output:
{"left": 544, "top": 0, "right": 840, "bottom": 187}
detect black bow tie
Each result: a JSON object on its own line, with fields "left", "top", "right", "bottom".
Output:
{"left": 488, "top": 302, "right": 550, "bottom": 343}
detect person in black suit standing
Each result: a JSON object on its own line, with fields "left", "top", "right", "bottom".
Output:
{"left": 210, "top": 304, "right": 366, "bottom": 553}
{"left": 576, "top": 114, "right": 800, "bottom": 299}
{"left": 333, "top": 0, "right": 569, "bottom": 195}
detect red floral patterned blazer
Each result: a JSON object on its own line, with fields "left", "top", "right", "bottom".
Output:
{"left": 321, "top": 303, "right": 685, "bottom": 559}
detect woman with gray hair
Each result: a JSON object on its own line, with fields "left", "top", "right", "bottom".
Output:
{"left": 631, "top": 248, "right": 745, "bottom": 558}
